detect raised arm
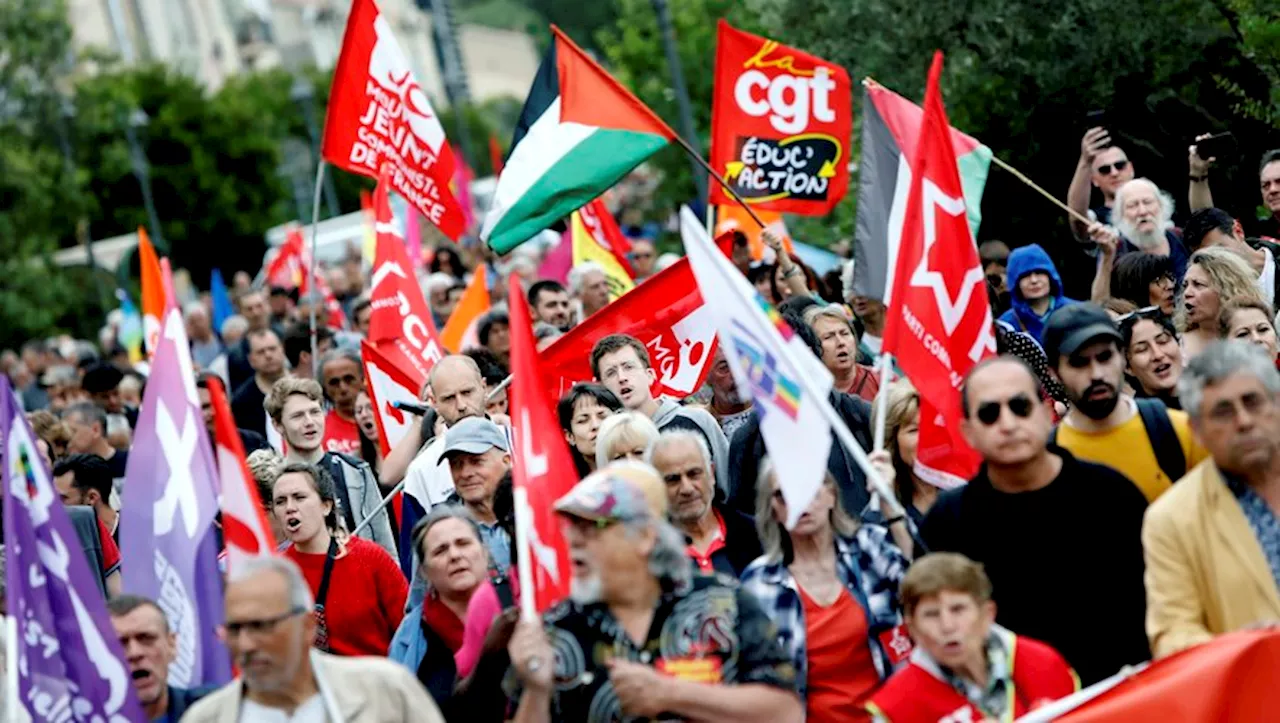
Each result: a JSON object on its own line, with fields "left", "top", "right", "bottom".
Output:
{"left": 1068, "top": 128, "right": 1111, "bottom": 240}
{"left": 764, "top": 230, "right": 810, "bottom": 299}
{"left": 1188, "top": 134, "right": 1216, "bottom": 211}
{"left": 1089, "top": 224, "right": 1120, "bottom": 303}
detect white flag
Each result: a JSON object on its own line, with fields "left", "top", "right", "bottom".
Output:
{"left": 681, "top": 207, "right": 834, "bottom": 527}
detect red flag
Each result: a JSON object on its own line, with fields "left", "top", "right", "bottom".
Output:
{"left": 507, "top": 276, "right": 576, "bottom": 612}
{"left": 270, "top": 228, "right": 347, "bottom": 330}
{"left": 882, "top": 53, "right": 996, "bottom": 487}
{"left": 577, "top": 198, "right": 635, "bottom": 278}
{"left": 488, "top": 134, "right": 505, "bottom": 177}
{"left": 321, "top": 0, "right": 466, "bottom": 239}
{"left": 709, "top": 20, "right": 852, "bottom": 215}
{"left": 207, "top": 376, "right": 275, "bottom": 571}
{"left": 539, "top": 258, "right": 717, "bottom": 403}
{"left": 369, "top": 165, "right": 446, "bottom": 382}
{"left": 360, "top": 340, "right": 423, "bottom": 457}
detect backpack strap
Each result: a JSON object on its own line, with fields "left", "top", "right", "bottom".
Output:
{"left": 1134, "top": 398, "right": 1187, "bottom": 483}
{"left": 489, "top": 565, "right": 515, "bottom": 609}
{"left": 324, "top": 454, "right": 359, "bottom": 534}
{"left": 1047, "top": 426, "right": 1058, "bottom": 447}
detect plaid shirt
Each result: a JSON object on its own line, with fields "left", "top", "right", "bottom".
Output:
{"left": 740, "top": 524, "right": 909, "bottom": 697}
{"left": 934, "top": 628, "right": 1013, "bottom": 719}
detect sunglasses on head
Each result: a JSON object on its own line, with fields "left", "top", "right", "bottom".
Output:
{"left": 975, "top": 394, "right": 1035, "bottom": 426}
{"left": 1097, "top": 159, "right": 1129, "bottom": 175}
{"left": 1116, "top": 305, "right": 1163, "bottom": 325}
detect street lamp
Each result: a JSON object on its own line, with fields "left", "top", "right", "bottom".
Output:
{"left": 291, "top": 75, "right": 341, "bottom": 220}
{"left": 123, "top": 107, "right": 166, "bottom": 253}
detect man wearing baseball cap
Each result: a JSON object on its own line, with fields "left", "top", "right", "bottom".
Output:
{"left": 1045, "top": 303, "right": 1208, "bottom": 504}
{"left": 504, "top": 471, "right": 802, "bottom": 723}
{"left": 435, "top": 417, "right": 514, "bottom": 574}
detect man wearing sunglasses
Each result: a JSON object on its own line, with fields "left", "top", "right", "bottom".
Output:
{"left": 183, "top": 557, "right": 443, "bottom": 722}
{"left": 920, "top": 354, "right": 1151, "bottom": 686}
{"left": 1067, "top": 126, "right": 1135, "bottom": 240}
{"left": 1046, "top": 304, "right": 1208, "bottom": 504}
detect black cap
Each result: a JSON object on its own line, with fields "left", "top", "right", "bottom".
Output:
{"left": 80, "top": 363, "right": 124, "bottom": 394}
{"left": 1043, "top": 303, "right": 1122, "bottom": 365}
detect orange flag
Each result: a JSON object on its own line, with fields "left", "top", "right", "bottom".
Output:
{"left": 440, "top": 269, "right": 490, "bottom": 353}
{"left": 138, "top": 227, "right": 167, "bottom": 356}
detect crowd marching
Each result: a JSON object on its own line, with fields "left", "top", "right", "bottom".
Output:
{"left": 4, "top": 3, "right": 1280, "bottom": 723}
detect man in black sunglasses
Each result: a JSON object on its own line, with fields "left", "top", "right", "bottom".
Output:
{"left": 1067, "top": 126, "right": 1135, "bottom": 240}
{"left": 920, "top": 354, "right": 1151, "bottom": 686}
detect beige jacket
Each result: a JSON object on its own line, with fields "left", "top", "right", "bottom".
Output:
{"left": 1142, "top": 460, "right": 1280, "bottom": 658}
{"left": 180, "top": 651, "right": 444, "bottom": 723}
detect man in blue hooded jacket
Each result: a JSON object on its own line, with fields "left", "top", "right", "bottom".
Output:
{"left": 998, "top": 244, "right": 1078, "bottom": 346}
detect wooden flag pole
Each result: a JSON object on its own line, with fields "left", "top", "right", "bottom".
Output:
{"left": 669, "top": 133, "right": 769, "bottom": 230}
{"left": 861, "top": 77, "right": 1094, "bottom": 228}
{"left": 308, "top": 161, "right": 326, "bottom": 380}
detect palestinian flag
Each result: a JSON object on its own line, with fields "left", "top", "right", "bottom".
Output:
{"left": 480, "top": 26, "right": 676, "bottom": 254}
{"left": 853, "top": 80, "right": 992, "bottom": 301}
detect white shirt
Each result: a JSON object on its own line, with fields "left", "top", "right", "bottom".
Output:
{"left": 403, "top": 435, "right": 455, "bottom": 509}
{"left": 238, "top": 695, "right": 325, "bottom": 723}
{"left": 1259, "top": 246, "right": 1275, "bottom": 307}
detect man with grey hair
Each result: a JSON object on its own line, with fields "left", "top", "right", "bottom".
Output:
{"left": 505, "top": 470, "right": 802, "bottom": 723}
{"left": 1143, "top": 340, "right": 1280, "bottom": 659}
{"left": 568, "top": 260, "right": 611, "bottom": 323}
{"left": 182, "top": 557, "right": 444, "bottom": 722}
{"left": 648, "top": 429, "right": 761, "bottom": 576}
{"left": 62, "top": 401, "right": 129, "bottom": 481}
{"left": 184, "top": 302, "right": 224, "bottom": 370}
{"left": 1089, "top": 177, "right": 1190, "bottom": 282}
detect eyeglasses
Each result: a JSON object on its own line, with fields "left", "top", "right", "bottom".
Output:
{"left": 974, "top": 394, "right": 1035, "bottom": 426}
{"left": 1117, "top": 305, "right": 1163, "bottom": 325}
{"left": 223, "top": 607, "right": 306, "bottom": 639}
{"left": 1097, "top": 159, "right": 1129, "bottom": 175}
{"left": 1206, "top": 392, "right": 1273, "bottom": 425}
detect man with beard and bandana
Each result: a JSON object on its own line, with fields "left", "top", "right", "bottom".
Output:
{"left": 1044, "top": 304, "right": 1208, "bottom": 503}
{"left": 1090, "top": 178, "right": 1190, "bottom": 283}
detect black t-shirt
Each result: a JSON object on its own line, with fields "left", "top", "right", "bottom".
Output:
{"left": 920, "top": 446, "right": 1150, "bottom": 685}
{"left": 505, "top": 574, "right": 797, "bottom": 721}
{"left": 230, "top": 379, "right": 268, "bottom": 437}
{"left": 104, "top": 448, "right": 129, "bottom": 481}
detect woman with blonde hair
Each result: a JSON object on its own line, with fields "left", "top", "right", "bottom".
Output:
{"left": 1178, "top": 247, "right": 1264, "bottom": 360}
{"left": 593, "top": 411, "right": 660, "bottom": 469}
{"left": 872, "top": 381, "right": 939, "bottom": 528}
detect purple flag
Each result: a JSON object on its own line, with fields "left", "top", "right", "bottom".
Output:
{"left": 1, "top": 377, "right": 146, "bottom": 721}
{"left": 120, "top": 308, "right": 231, "bottom": 687}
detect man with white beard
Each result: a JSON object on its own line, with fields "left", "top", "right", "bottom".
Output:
{"left": 504, "top": 471, "right": 803, "bottom": 723}
{"left": 1089, "top": 177, "right": 1191, "bottom": 284}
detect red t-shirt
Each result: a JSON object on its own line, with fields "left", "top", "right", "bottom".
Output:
{"left": 799, "top": 586, "right": 880, "bottom": 723}
{"left": 97, "top": 519, "right": 120, "bottom": 577}
{"left": 685, "top": 510, "right": 727, "bottom": 573}
{"left": 322, "top": 410, "right": 362, "bottom": 456}
{"left": 285, "top": 537, "right": 407, "bottom": 656}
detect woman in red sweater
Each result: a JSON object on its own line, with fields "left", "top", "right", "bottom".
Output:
{"left": 273, "top": 461, "right": 407, "bottom": 656}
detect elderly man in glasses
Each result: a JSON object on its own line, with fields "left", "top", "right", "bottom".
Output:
{"left": 920, "top": 354, "right": 1151, "bottom": 685}
{"left": 1068, "top": 127, "right": 1136, "bottom": 240}
{"left": 182, "top": 557, "right": 444, "bottom": 723}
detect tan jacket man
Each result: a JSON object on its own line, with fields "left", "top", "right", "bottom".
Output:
{"left": 180, "top": 651, "right": 443, "bottom": 723}
{"left": 1143, "top": 460, "right": 1280, "bottom": 658}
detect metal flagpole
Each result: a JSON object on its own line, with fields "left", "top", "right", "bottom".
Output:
{"left": 872, "top": 353, "right": 894, "bottom": 451}
{"left": 308, "top": 162, "right": 326, "bottom": 380}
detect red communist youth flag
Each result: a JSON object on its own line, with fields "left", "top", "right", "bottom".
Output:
{"left": 322, "top": 0, "right": 466, "bottom": 239}
{"left": 538, "top": 258, "right": 717, "bottom": 403}
{"left": 369, "top": 165, "right": 445, "bottom": 383}
{"left": 207, "top": 375, "right": 274, "bottom": 572}
{"left": 882, "top": 52, "right": 996, "bottom": 487}
{"left": 508, "top": 277, "right": 576, "bottom": 612}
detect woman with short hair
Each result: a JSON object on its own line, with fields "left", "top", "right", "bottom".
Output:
{"left": 556, "top": 383, "right": 623, "bottom": 477}
{"left": 1219, "top": 296, "right": 1280, "bottom": 364}
{"left": 593, "top": 411, "right": 660, "bottom": 469}
{"left": 804, "top": 304, "right": 880, "bottom": 403}
{"left": 275, "top": 462, "right": 407, "bottom": 657}
{"left": 866, "top": 553, "right": 1078, "bottom": 721}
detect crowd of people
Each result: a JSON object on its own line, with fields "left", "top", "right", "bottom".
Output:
{"left": 4, "top": 130, "right": 1280, "bottom": 723}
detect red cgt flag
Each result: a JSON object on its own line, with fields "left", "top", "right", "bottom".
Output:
{"left": 882, "top": 52, "right": 996, "bottom": 487}
{"left": 206, "top": 376, "right": 275, "bottom": 572}
{"left": 368, "top": 165, "right": 446, "bottom": 383}
{"left": 538, "top": 258, "right": 717, "bottom": 404}
{"left": 322, "top": 0, "right": 466, "bottom": 240}
{"left": 507, "top": 276, "right": 576, "bottom": 612}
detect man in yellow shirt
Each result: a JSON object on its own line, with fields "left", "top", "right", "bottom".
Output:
{"left": 1044, "top": 304, "right": 1208, "bottom": 502}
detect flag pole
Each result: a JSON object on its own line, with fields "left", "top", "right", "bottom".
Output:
{"left": 669, "top": 134, "right": 769, "bottom": 230}
{"left": 513, "top": 487, "right": 538, "bottom": 621}
{"left": 872, "top": 353, "right": 894, "bottom": 451}
{"left": 5, "top": 614, "right": 17, "bottom": 723}
{"left": 308, "top": 161, "right": 326, "bottom": 379}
